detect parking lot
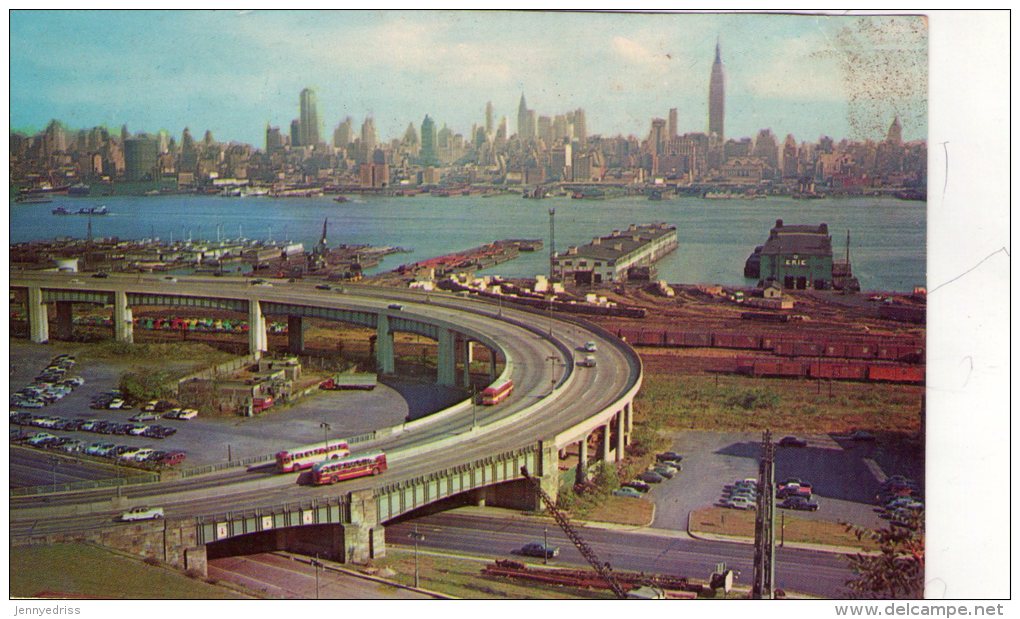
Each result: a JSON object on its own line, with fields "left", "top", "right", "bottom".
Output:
{"left": 635, "top": 430, "right": 923, "bottom": 532}
{"left": 9, "top": 340, "right": 462, "bottom": 488}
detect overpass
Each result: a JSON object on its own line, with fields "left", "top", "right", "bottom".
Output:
{"left": 9, "top": 273, "right": 642, "bottom": 576}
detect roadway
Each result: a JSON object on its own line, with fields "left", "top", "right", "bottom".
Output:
{"left": 385, "top": 511, "right": 855, "bottom": 598}
{"left": 10, "top": 272, "right": 638, "bottom": 534}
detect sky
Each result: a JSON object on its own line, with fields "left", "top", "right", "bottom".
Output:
{"left": 9, "top": 10, "right": 928, "bottom": 148}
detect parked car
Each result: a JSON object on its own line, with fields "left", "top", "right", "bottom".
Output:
{"left": 638, "top": 471, "right": 665, "bottom": 484}
{"left": 129, "top": 412, "right": 162, "bottom": 422}
{"left": 778, "top": 436, "right": 808, "bottom": 448}
{"left": 387, "top": 303, "right": 403, "bottom": 310}
{"left": 652, "top": 466, "right": 675, "bottom": 479}
{"left": 613, "top": 487, "right": 644, "bottom": 498}
{"left": 780, "top": 496, "right": 820, "bottom": 511}
{"left": 723, "top": 497, "right": 756, "bottom": 510}
{"left": 120, "top": 506, "right": 164, "bottom": 521}
{"left": 623, "top": 480, "right": 651, "bottom": 493}
{"left": 656, "top": 451, "right": 683, "bottom": 463}
{"left": 518, "top": 542, "right": 559, "bottom": 558}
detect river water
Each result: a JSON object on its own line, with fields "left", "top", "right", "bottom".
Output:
{"left": 9, "top": 193, "right": 926, "bottom": 292}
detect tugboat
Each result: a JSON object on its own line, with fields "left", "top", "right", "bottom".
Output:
{"left": 52, "top": 206, "right": 71, "bottom": 215}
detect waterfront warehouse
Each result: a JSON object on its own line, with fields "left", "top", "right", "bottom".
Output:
{"left": 744, "top": 219, "right": 857, "bottom": 291}
{"left": 553, "top": 223, "right": 678, "bottom": 285}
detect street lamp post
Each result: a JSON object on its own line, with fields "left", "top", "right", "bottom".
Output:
{"left": 312, "top": 554, "right": 322, "bottom": 599}
{"left": 471, "top": 385, "right": 477, "bottom": 429}
{"left": 409, "top": 525, "right": 426, "bottom": 588}
{"left": 544, "top": 526, "right": 549, "bottom": 565}
{"left": 320, "top": 422, "right": 331, "bottom": 452}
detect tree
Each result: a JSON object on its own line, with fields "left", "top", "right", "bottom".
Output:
{"left": 844, "top": 513, "right": 924, "bottom": 598}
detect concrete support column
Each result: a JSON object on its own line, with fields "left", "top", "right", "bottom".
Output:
{"left": 535, "top": 441, "right": 560, "bottom": 510}
{"left": 625, "top": 402, "right": 633, "bottom": 435}
{"left": 345, "top": 489, "right": 386, "bottom": 563}
{"left": 489, "top": 347, "right": 498, "bottom": 381}
{"left": 114, "top": 291, "right": 133, "bottom": 344}
{"left": 183, "top": 546, "right": 208, "bottom": 578}
{"left": 615, "top": 410, "right": 626, "bottom": 461}
{"left": 247, "top": 299, "right": 267, "bottom": 359}
{"left": 436, "top": 328, "right": 456, "bottom": 387}
{"left": 27, "top": 287, "right": 49, "bottom": 343}
{"left": 287, "top": 315, "right": 305, "bottom": 354}
{"left": 575, "top": 434, "right": 589, "bottom": 485}
{"left": 462, "top": 339, "right": 473, "bottom": 387}
{"left": 54, "top": 301, "right": 74, "bottom": 341}
{"left": 375, "top": 314, "right": 394, "bottom": 374}
{"left": 601, "top": 423, "right": 611, "bottom": 462}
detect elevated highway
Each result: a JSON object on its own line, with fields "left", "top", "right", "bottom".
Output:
{"left": 10, "top": 272, "right": 642, "bottom": 573}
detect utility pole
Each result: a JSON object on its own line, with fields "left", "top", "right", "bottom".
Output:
{"left": 752, "top": 430, "right": 776, "bottom": 599}
{"left": 548, "top": 207, "right": 556, "bottom": 282}
{"left": 409, "top": 525, "right": 425, "bottom": 588}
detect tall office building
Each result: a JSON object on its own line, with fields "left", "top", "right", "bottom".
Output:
{"left": 333, "top": 117, "right": 353, "bottom": 148}
{"left": 420, "top": 114, "right": 438, "bottom": 166}
{"left": 668, "top": 108, "right": 678, "bottom": 139}
{"left": 361, "top": 117, "right": 377, "bottom": 152}
{"left": 517, "top": 94, "right": 531, "bottom": 140}
{"left": 299, "top": 88, "right": 320, "bottom": 146}
{"left": 709, "top": 40, "right": 726, "bottom": 140}
{"left": 124, "top": 135, "right": 160, "bottom": 181}
{"left": 485, "top": 101, "right": 494, "bottom": 135}
{"left": 886, "top": 116, "right": 903, "bottom": 145}
{"left": 649, "top": 118, "right": 667, "bottom": 155}
{"left": 572, "top": 108, "right": 587, "bottom": 147}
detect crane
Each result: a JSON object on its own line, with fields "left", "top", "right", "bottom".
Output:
{"left": 520, "top": 465, "right": 628, "bottom": 599}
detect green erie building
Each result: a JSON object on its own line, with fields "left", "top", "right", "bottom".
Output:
{"left": 744, "top": 219, "right": 858, "bottom": 291}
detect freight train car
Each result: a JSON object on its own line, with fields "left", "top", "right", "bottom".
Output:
{"left": 867, "top": 365, "right": 925, "bottom": 383}
{"left": 712, "top": 333, "right": 762, "bottom": 350}
{"left": 808, "top": 362, "right": 869, "bottom": 381}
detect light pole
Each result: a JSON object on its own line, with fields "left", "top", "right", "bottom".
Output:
{"left": 320, "top": 422, "right": 331, "bottom": 452}
{"left": 544, "top": 526, "right": 549, "bottom": 565}
{"left": 546, "top": 355, "right": 559, "bottom": 394}
{"left": 547, "top": 294, "right": 554, "bottom": 336}
{"left": 311, "top": 554, "right": 322, "bottom": 599}
{"left": 409, "top": 525, "right": 426, "bottom": 588}
{"left": 471, "top": 385, "right": 477, "bottom": 429}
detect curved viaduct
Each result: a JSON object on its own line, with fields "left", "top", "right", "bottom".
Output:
{"left": 10, "top": 273, "right": 642, "bottom": 575}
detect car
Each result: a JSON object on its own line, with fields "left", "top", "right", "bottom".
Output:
{"left": 107, "top": 399, "right": 126, "bottom": 410}
{"left": 846, "top": 429, "right": 876, "bottom": 441}
{"left": 85, "top": 442, "right": 114, "bottom": 456}
{"left": 315, "top": 284, "right": 332, "bottom": 290}
{"left": 652, "top": 466, "right": 675, "bottom": 479}
{"left": 778, "top": 478, "right": 812, "bottom": 491}
{"left": 91, "top": 271, "right": 109, "bottom": 278}
{"left": 613, "top": 487, "right": 644, "bottom": 498}
{"left": 120, "top": 506, "right": 164, "bottom": 522}
{"left": 176, "top": 408, "right": 198, "bottom": 420}
{"left": 656, "top": 451, "right": 684, "bottom": 463}
{"left": 129, "top": 412, "right": 162, "bottom": 422}
{"left": 583, "top": 341, "right": 598, "bottom": 352}
{"left": 130, "top": 448, "right": 157, "bottom": 462}
{"left": 622, "top": 480, "right": 651, "bottom": 493}
{"left": 723, "top": 497, "right": 756, "bottom": 510}
{"left": 156, "top": 451, "right": 186, "bottom": 466}
{"left": 518, "top": 542, "right": 559, "bottom": 558}
{"left": 580, "top": 355, "right": 597, "bottom": 368}
{"left": 780, "top": 496, "right": 820, "bottom": 511}
{"left": 163, "top": 276, "right": 178, "bottom": 283}
{"left": 387, "top": 303, "right": 403, "bottom": 310}
{"left": 27, "top": 432, "right": 57, "bottom": 446}
{"left": 128, "top": 425, "right": 150, "bottom": 436}
{"left": 777, "top": 484, "right": 812, "bottom": 499}
{"left": 778, "top": 436, "right": 808, "bottom": 448}
{"left": 638, "top": 471, "right": 665, "bottom": 484}
{"left": 659, "top": 459, "right": 683, "bottom": 471}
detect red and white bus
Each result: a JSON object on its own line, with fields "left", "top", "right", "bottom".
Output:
{"left": 275, "top": 441, "right": 351, "bottom": 473}
{"left": 311, "top": 452, "right": 387, "bottom": 485}
{"left": 481, "top": 378, "right": 514, "bottom": 405}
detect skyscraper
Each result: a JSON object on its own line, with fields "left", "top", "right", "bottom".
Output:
{"left": 517, "top": 94, "right": 530, "bottom": 140}
{"left": 886, "top": 116, "right": 903, "bottom": 145}
{"left": 668, "top": 108, "right": 678, "bottom": 140}
{"left": 299, "top": 88, "right": 320, "bottom": 146}
{"left": 709, "top": 40, "right": 725, "bottom": 140}
{"left": 485, "top": 101, "right": 494, "bottom": 135}
{"left": 420, "top": 114, "right": 438, "bottom": 166}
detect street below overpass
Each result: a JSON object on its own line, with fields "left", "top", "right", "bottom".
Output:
{"left": 384, "top": 510, "right": 854, "bottom": 598}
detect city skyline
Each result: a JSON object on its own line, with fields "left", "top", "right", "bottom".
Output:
{"left": 10, "top": 11, "right": 928, "bottom": 147}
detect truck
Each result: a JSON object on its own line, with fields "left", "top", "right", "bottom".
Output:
{"left": 319, "top": 373, "right": 377, "bottom": 391}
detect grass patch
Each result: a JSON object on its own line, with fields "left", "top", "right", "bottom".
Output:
{"left": 689, "top": 507, "right": 879, "bottom": 551}
{"left": 637, "top": 373, "right": 923, "bottom": 434}
{"left": 585, "top": 496, "right": 655, "bottom": 526}
{"left": 10, "top": 544, "right": 246, "bottom": 599}
{"left": 373, "top": 549, "right": 612, "bottom": 599}
{"left": 79, "top": 341, "right": 235, "bottom": 367}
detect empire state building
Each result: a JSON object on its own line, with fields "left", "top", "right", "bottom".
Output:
{"left": 708, "top": 40, "right": 725, "bottom": 140}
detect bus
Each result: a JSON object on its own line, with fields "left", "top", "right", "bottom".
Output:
{"left": 311, "top": 452, "right": 387, "bottom": 485}
{"left": 481, "top": 378, "right": 514, "bottom": 405}
{"left": 275, "top": 441, "right": 351, "bottom": 473}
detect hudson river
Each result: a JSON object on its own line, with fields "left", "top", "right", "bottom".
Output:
{"left": 9, "top": 193, "right": 926, "bottom": 292}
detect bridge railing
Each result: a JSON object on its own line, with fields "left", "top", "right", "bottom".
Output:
{"left": 11, "top": 472, "right": 160, "bottom": 497}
